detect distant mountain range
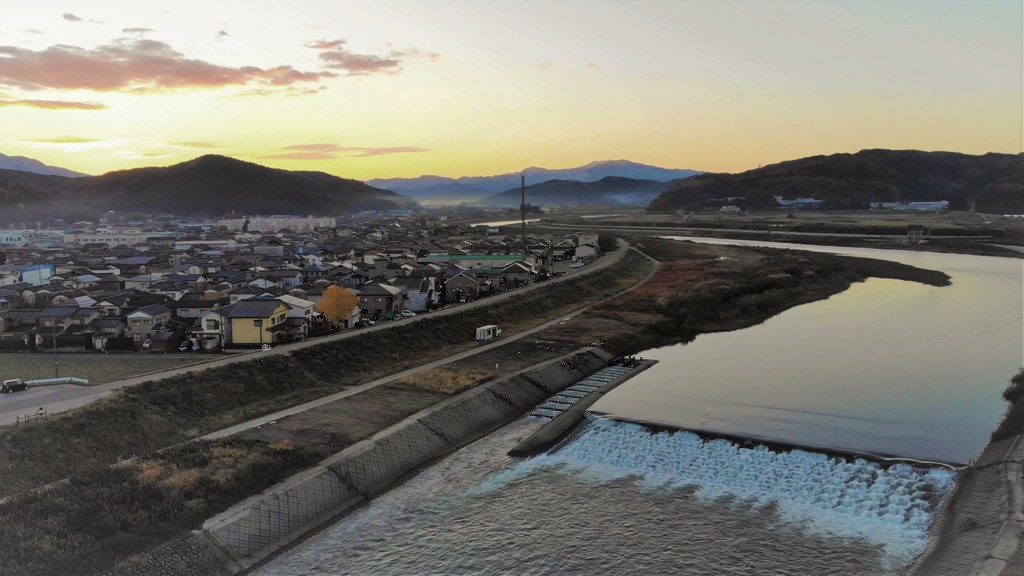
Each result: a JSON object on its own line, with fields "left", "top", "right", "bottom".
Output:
{"left": 481, "top": 176, "right": 670, "bottom": 207}
{"left": 648, "top": 150, "right": 1024, "bottom": 213}
{"left": 0, "top": 155, "right": 415, "bottom": 224}
{"left": 0, "top": 152, "right": 88, "bottom": 178}
{"left": 368, "top": 160, "right": 701, "bottom": 202}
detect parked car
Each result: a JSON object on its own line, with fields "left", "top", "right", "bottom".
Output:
{"left": 400, "top": 309, "right": 416, "bottom": 318}
{"left": 2, "top": 379, "right": 29, "bottom": 393}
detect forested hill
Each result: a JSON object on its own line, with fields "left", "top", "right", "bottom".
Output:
{"left": 648, "top": 150, "right": 1023, "bottom": 213}
{"left": 0, "top": 155, "right": 416, "bottom": 223}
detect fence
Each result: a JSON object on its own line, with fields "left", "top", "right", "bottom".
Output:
{"left": 16, "top": 408, "right": 47, "bottom": 424}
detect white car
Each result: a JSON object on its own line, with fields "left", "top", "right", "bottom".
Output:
{"left": 400, "top": 309, "right": 416, "bottom": 318}
{"left": 570, "top": 261, "right": 585, "bottom": 268}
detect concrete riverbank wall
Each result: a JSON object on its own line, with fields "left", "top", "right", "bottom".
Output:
{"left": 911, "top": 434, "right": 1024, "bottom": 576}
{"left": 104, "top": 347, "right": 613, "bottom": 576}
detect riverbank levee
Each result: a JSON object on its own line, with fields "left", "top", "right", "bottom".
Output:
{"left": 911, "top": 434, "right": 1024, "bottom": 575}
{"left": 912, "top": 371, "right": 1024, "bottom": 576}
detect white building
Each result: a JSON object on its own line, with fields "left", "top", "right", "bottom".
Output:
{"left": 0, "top": 230, "right": 27, "bottom": 246}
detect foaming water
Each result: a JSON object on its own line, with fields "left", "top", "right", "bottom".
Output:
{"left": 496, "top": 417, "right": 955, "bottom": 569}
{"left": 258, "top": 416, "right": 953, "bottom": 575}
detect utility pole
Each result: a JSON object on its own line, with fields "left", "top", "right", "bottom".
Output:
{"left": 520, "top": 173, "right": 527, "bottom": 263}
{"left": 52, "top": 317, "right": 59, "bottom": 378}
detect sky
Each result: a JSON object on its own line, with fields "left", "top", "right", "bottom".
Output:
{"left": 0, "top": 0, "right": 1020, "bottom": 180}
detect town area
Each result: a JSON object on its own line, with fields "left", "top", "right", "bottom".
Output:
{"left": 0, "top": 210, "right": 607, "bottom": 367}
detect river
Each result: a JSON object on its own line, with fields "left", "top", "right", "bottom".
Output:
{"left": 258, "top": 239, "right": 1021, "bottom": 574}
{"left": 593, "top": 237, "right": 1022, "bottom": 465}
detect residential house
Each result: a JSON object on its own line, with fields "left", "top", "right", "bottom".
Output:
{"left": 172, "top": 293, "right": 224, "bottom": 319}
{"left": 126, "top": 303, "right": 173, "bottom": 345}
{"left": 393, "top": 276, "right": 437, "bottom": 312}
{"left": 276, "top": 294, "right": 317, "bottom": 338}
{"left": 445, "top": 272, "right": 480, "bottom": 302}
{"left": 227, "top": 299, "right": 291, "bottom": 346}
{"left": 500, "top": 261, "right": 533, "bottom": 290}
{"left": 358, "top": 282, "right": 404, "bottom": 320}
{"left": 37, "top": 305, "right": 80, "bottom": 333}
{"left": 189, "top": 308, "right": 231, "bottom": 351}
{"left": 574, "top": 243, "right": 599, "bottom": 260}
{"left": 86, "top": 316, "right": 129, "bottom": 350}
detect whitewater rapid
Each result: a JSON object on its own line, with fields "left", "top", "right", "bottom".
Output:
{"left": 472, "top": 416, "right": 956, "bottom": 569}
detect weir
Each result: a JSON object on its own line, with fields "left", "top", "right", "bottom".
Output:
{"left": 509, "top": 416, "right": 958, "bottom": 569}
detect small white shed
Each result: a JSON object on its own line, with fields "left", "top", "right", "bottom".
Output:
{"left": 476, "top": 325, "right": 502, "bottom": 341}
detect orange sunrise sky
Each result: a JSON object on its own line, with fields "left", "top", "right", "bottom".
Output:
{"left": 0, "top": 0, "right": 1020, "bottom": 180}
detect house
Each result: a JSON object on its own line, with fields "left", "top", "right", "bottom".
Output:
{"left": 228, "top": 285, "right": 263, "bottom": 304}
{"left": 276, "top": 294, "right": 318, "bottom": 338}
{"left": 189, "top": 308, "right": 231, "bottom": 351}
{"left": 37, "top": 305, "right": 80, "bottom": 333}
{"left": 445, "top": 272, "right": 480, "bottom": 302}
{"left": 126, "top": 304, "right": 173, "bottom": 345}
{"left": 574, "top": 243, "right": 598, "bottom": 261}
{"left": 172, "top": 293, "right": 224, "bottom": 318}
{"left": 124, "top": 274, "right": 164, "bottom": 291}
{"left": 86, "top": 317, "right": 129, "bottom": 350}
{"left": 499, "top": 261, "right": 533, "bottom": 290}
{"left": 550, "top": 239, "right": 576, "bottom": 261}
{"left": 393, "top": 276, "right": 437, "bottom": 312}
{"left": 226, "top": 299, "right": 291, "bottom": 346}
{"left": 357, "top": 282, "right": 405, "bottom": 320}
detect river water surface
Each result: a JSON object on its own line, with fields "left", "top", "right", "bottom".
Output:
{"left": 593, "top": 237, "right": 1022, "bottom": 464}
{"left": 259, "top": 239, "right": 1020, "bottom": 574}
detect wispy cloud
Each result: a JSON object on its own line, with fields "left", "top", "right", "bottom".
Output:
{"left": 265, "top": 143, "right": 430, "bottom": 159}
{"left": 21, "top": 138, "right": 129, "bottom": 152}
{"left": 63, "top": 13, "right": 82, "bottom": 22}
{"left": 0, "top": 98, "right": 107, "bottom": 110}
{"left": 122, "top": 27, "right": 155, "bottom": 36}
{"left": 114, "top": 150, "right": 171, "bottom": 159}
{"left": 0, "top": 39, "right": 333, "bottom": 92}
{"left": 306, "top": 39, "right": 438, "bottom": 76}
{"left": 168, "top": 141, "right": 222, "bottom": 149}
{"left": 22, "top": 136, "right": 101, "bottom": 144}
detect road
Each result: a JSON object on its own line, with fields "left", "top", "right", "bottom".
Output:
{"left": 0, "top": 239, "right": 633, "bottom": 425}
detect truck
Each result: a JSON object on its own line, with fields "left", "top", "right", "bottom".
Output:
{"left": 2, "top": 379, "right": 29, "bottom": 393}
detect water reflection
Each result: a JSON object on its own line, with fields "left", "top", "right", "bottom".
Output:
{"left": 593, "top": 238, "right": 1023, "bottom": 464}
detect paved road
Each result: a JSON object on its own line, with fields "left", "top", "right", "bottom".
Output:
{"left": 0, "top": 240, "right": 633, "bottom": 425}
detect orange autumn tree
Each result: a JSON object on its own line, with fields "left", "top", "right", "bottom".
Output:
{"left": 318, "top": 285, "right": 359, "bottom": 326}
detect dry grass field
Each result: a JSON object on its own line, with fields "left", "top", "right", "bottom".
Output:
{"left": 0, "top": 353, "right": 205, "bottom": 385}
